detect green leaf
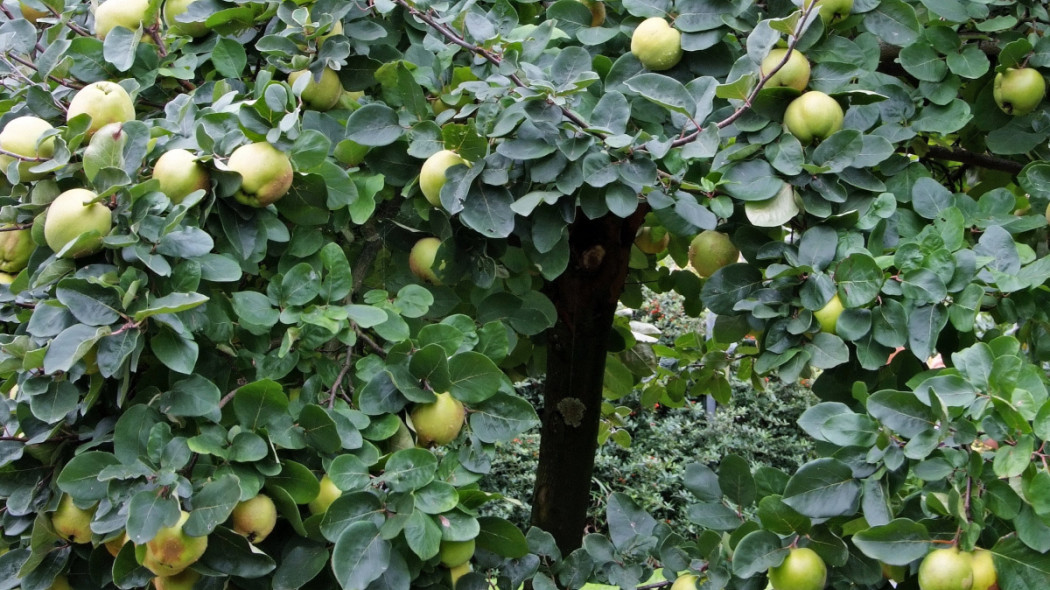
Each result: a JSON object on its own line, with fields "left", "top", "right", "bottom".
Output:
{"left": 300, "top": 404, "right": 343, "bottom": 454}
{"left": 757, "top": 495, "right": 811, "bottom": 536}
{"left": 183, "top": 475, "right": 241, "bottom": 537}
{"left": 992, "top": 537, "right": 1050, "bottom": 588}
{"left": 684, "top": 463, "right": 722, "bottom": 502}
{"left": 126, "top": 492, "right": 181, "bottom": 544}
{"left": 346, "top": 104, "right": 403, "bottom": 147}
{"left": 332, "top": 521, "right": 390, "bottom": 590}
{"left": 212, "top": 38, "right": 247, "bottom": 77}
{"left": 852, "top": 519, "right": 930, "bottom": 565}
{"left": 199, "top": 526, "right": 276, "bottom": 577}
{"left": 382, "top": 448, "right": 437, "bottom": 492}
{"left": 233, "top": 380, "right": 289, "bottom": 431}
{"left": 56, "top": 279, "right": 122, "bottom": 326}
{"left": 132, "top": 292, "right": 209, "bottom": 322}
{"left": 158, "top": 374, "right": 221, "bottom": 421}
{"left": 56, "top": 451, "right": 120, "bottom": 501}
{"left": 732, "top": 530, "right": 787, "bottom": 578}
{"left": 867, "top": 390, "right": 934, "bottom": 438}
{"left": 448, "top": 352, "right": 503, "bottom": 403}
{"left": 718, "top": 455, "right": 756, "bottom": 508}
{"left": 403, "top": 509, "right": 442, "bottom": 560}
{"left": 625, "top": 74, "right": 695, "bottom": 117}
{"left": 861, "top": 0, "right": 921, "bottom": 46}
{"left": 782, "top": 458, "right": 861, "bottom": 519}
{"left": 476, "top": 516, "right": 529, "bottom": 558}
{"left": 271, "top": 538, "right": 329, "bottom": 590}
{"left": 469, "top": 392, "right": 540, "bottom": 443}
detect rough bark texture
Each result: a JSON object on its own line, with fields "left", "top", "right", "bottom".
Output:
{"left": 530, "top": 209, "right": 647, "bottom": 555}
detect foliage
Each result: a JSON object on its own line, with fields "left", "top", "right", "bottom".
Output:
{"left": 1, "top": 0, "right": 1050, "bottom": 588}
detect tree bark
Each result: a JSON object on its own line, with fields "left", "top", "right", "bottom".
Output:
{"left": 530, "top": 209, "right": 647, "bottom": 555}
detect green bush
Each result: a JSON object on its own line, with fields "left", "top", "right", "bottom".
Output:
{"left": 484, "top": 378, "right": 817, "bottom": 532}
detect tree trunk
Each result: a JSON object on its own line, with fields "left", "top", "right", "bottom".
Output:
{"left": 530, "top": 209, "right": 646, "bottom": 555}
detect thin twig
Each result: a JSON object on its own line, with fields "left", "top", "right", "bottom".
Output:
{"left": 0, "top": 223, "right": 33, "bottom": 231}
{"left": 354, "top": 324, "right": 386, "bottom": 358}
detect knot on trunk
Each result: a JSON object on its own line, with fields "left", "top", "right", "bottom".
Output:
{"left": 556, "top": 397, "right": 586, "bottom": 427}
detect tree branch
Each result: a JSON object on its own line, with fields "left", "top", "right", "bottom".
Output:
{"left": 906, "top": 145, "right": 1025, "bottom": 175}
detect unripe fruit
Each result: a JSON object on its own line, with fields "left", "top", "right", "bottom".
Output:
{"left": 288, "top": 67, "right": 343, "bottom": 111}
{"left": 630, "top": 18, "right": 682, "bottom": 71}
{"left": 784, "top": 91, "right": 843, "bottom": 143}
{"left": 760, "top": 49, "right": 811, "bottom": 92}
{"left": 688, "top": 230, "right": 738, "bottom": 278}
{"left": 67, "top": 81, "right": 136, "bottom": 137}
{"left": 0, "top": 225, "right": 35, "bottom": 272}
{"left": 814, "top": 294, "right": 844, "bottom": 334}
{"left": 231, "top": 494, "right": 277, "bottom": 543}
{"left": 105, "top": 532, "right": 130, "bottom": 557}
{"left": 44, "top": 188, "right": 112, "bottom": 258}
{"left": 0, "top": 116, "right": 56, "bottom": 181}
{"left": 308, "top": 475, "right": 341, "bottom": 515}
{"left": 153, "top": 568, "right": 201, "bottom": 590}
{"left": 993, "top": 68, "right": 1046, "bottom": 116}
{"left": 768, "top": 547, "right": 827, "bottom": 590}
{"left": 670, "top": 574, "right": 699, "bottom": 590}
{"left": 152, "top": 149, "right": 210, "bottom": 204}
{"left": 409, "top": 237, "right": 443, "bottom": 285}
{"left": 94, "top": 0, "right": 151, "bottom": 40}
{"left": 969, "top": 549, "right": 997, "bottom": 590}
{"left": 806, "top": 0, "right": 853, "bottom": 23}
{"left": 634, "top": 226, "right": 670, "bottom": 254}
{"left": 48, "top": 575, "right": 73, "bottom": 590}
{"left": 419, "top": 150, "right": 468, "bottom": 207}
{"left": 51, "top": 493, "right": 97, "bottom": 544}
{"left": 918, "top": 547, "right": 973, "bottom": 590}
{"left": 410, "top": 392, "right": 465, "bottom": 446}
{"left": 163, "top": 0, "right": 209, "bottom": 37}
{"left": 142, "top": 511, "right": 208, "bottom": 577}
{"left": 439, "top": 539, "right": 475, "bottom": 568}
{"left": 226, "top": 142, "right": 294, "bottom": 207}
{"left": 449, "top": 562, "right": 471, "bottom": 587}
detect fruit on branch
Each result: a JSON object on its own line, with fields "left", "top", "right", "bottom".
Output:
{"left": 0, "top": 273, "right": 15, "bottom": 285}
{"left": 94, "top": 0, "right": 151, "bottom": 40}
{"left": 51, "top": 493, "right": 97, "bottom": 544}
{"left": 142, "top": 511, "right": 208, "bottom": 577}
{"left": 44, "top": 188, "right": 112, "bottom": 258}
{"left": 784, "top": 91, "right": 844, "bottom": 143}
{"left": 688, "top": 230, "right": 739, "bottom": 278}
{"left": 66, "top": 81, "right": 136, "bottom": 137}
{"left": 226, "top": 142, "right": 294, "bottom": 207}
{"left": 634, "top": 226, "right": 670, "bottom": 254}
{"left": 230, "top": 493, "right": 277, "bottom": 543}
{"left": 410, "top": 392, "right": 465, "bottom": 446}
{"left": 288, "top": 67, "right": 343, "bottom": 111}
{"left": 152, "top": 149, "right": 210, "bottom": 204}
{"left": 630, "top": 17, "right": 682, "bottom": 71}
{"left": 760, "top": 49, "right": 811, "bottom": 92}
{"left": 578, "top": 0, "right": 605, "bottom": 27}
{"left": 48, "top": 575, "right": 73, "bottom": 590}
{"left": 670, "top": 573, "right": 700, "bottom": 590}
{"left": 806, "top": 0, "right": 853, "bottom": 23}
{"left": 993, "top": 68, "right": 1046, "bottom": 116}
{"left": 163, "top": 0, "right": 209, "bottom": 37}
{"left": 814, "top": 293, "right": 844, "bottom": 334}
{"left": 409, "top": 237, "right": 444, "bottom": 285}
{"left": 105, "top": 532, "right": 130, "bottom": 557}
{"left": 918, "top": 547, "right": 973, "bottom": 590}
{"left": 0, "top": 116, "right": 56, "bottom": 181}
{"left": 439, "top": 539, "right": 475, "bottom": 568}
{"left": 969, "top": 549, "right": 997, "bottom": 590}
{"left": 0, "top": 225, "right": 35, "bottom": 272}
{"left": 419, "top": 150, "right": 468, "bottom": 207}
{"left": 152, "top": 568, "right": 200, "bottom": 590}
{"left": 768, "top": 547, "right": 827, "bottom": 590}
{"left": 449, "top": 562, "right": 471, "bottom": 587}
{"left": 308, "top": 475, "right": 342, "bottom": 515}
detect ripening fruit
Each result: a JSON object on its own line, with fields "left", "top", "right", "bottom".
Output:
{"left": 784, "top": 91, "right": 844, "bottom": 143}
{"left": 51, "top": 494, "right": 97, "bottom": 544}
{"left": 760, "top": 49, "right": 811, "bottom": 92}
{"left": 814, "top": 294, "right": 844, "bottom": 334}
{"left": 806, "top": 0, "right": 853, "bottom": 24}
{"left": 409, "top": 237, "right": 443, "bottom": 285}
{"left": 105, "top": 532, "right": 130, "bottom": 557}
{"left": 309, "top": 475, "right": 342, "bottom": 515}
{"left": 226, "top": 142, "right": 294, "bottom": 207}
{"left": 66, "top": 81, "right": 136, "bottom": 137}
{"left": 288, "top": 67, "right": 344, "bottom": 111}
{"left": 634, "top": 226, "right": 670, "bottom": 254}
{"left": 152, "top": 568, "right": 200, "bottom": 590}
{"left": 152, "top": 149, "right": 210, "bottom": 204}
{"left": 163, "top": 0, "right": 209, "bottom": 37}
{"left": 993, "top": 67, "right": 1046, "bottom": 116}
{"left": 419, "top": 150, "right": 468, "bottom": 207}
{"left": 0, "top": 116, "right": 56, "bottom": 181}
{"left": 44, "top": 188, "right": 113, "bottom": 258}
{"left": 630, "top": 18, "right": 682, "bottom": 71}
{"left": 94, "top": 0, "right": 151, "bottom": 41}
{"left": 230, "top": 494, "right": 277, "bottom": 543}
{"left": 449, "top": 561, "right": 471, "bottom": 587}
{"left": 0, "top": 224, "right": 35, "bottom": 273}
{"left": 768, "top": 547, "right": 827, "bottom": 590}
{"left": 439, "top": 539, "right": 475, "bottom": 568}
{"left": 688, "top": 230, "right": 739, "bottom": 278}
{"left": 969, "top": 549, "right": 997, "bottom": 590}
{"left": 410, "top": 392, "right": 466, "bottom": 446}
{"left": 918, "top": 547, "right": 974, "bottom": 590}
{"left": 142, "top": 511, "right": 208, "bottom": 577}
{"left": 670, "top": 574, "right": 699, "bottom": 590}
